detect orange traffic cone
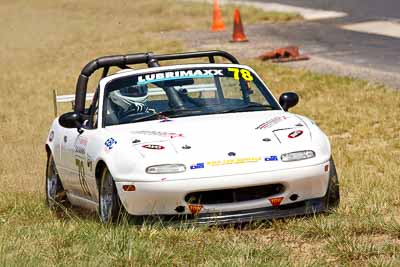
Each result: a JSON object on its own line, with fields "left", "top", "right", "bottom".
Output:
{"left": 231, "top": 8, "right": 248, "bottom": 42}
{"left": 211, "top": 0, "right": 225, "bottom": 32}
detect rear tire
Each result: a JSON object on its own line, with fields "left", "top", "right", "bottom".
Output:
{"left": 98, "top": 167, "right": 124, "bottom": 223}
{"left": 325, "top": 158, "right": 340, "bottom": 210}
{"left": 45, "top": 154, "right": 67, "bottom": 209}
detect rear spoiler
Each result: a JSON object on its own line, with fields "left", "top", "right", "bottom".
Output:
{"left": 53, "top": 89, "right": 94, "bottom": 117}
{"left": 52, "top": 84, "right": 217, "bottom": 117}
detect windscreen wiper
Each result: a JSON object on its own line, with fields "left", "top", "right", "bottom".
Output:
{"left": 131, "top": 108, "right": 205, "bottom": 123}
{"left": 219, "top": 104, "right": 275, "bottom": 114}
{"left": 131, "top": 110, "right": 178, "bottom": 123}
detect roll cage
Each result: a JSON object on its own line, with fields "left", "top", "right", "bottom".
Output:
{"left": 75, "top": 50, "right": 240, "bottom": 115}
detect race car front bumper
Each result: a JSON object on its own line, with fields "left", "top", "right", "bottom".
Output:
{"left": 191, "top": 197, "right": 326, "bottom": 225}
{"left": 115, "top": 160, "right": 331, "bottom": 223}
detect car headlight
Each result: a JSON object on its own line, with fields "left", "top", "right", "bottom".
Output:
{"left": 281, "top": 150, "right": 315, "bottom": 162}
{"left": 146, "top": 164, "right": 186, "bottom": 174}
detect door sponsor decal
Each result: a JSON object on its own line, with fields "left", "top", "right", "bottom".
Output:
{"left": 87, "top": 154, "right": 93, "bottom": 172}
{"left": 75, "top": 137, "right": 88, "bottom": 155}
{"left": 73, "top": 137, "right": 91, "bottom": 196}
{"left": 142, "top": 144, "right": 165, "bottom": 150}
{"left": 288, "top": 130, "right": 303, "bottom": 138}
{"left": 75, "top": 159, "right": 91, "bottom": 197}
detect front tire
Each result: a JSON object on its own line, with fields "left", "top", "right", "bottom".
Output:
{"left": 46, "top": 154, "right": 67, "bottom": 209}
{"left": 325, "top": 158, "right": 340, "bottom": 210}
{"left": 98, "top": 167, "right": 124, "bottom": 223}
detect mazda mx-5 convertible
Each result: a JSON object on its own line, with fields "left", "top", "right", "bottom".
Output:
{"left": 45, "top": 50, "right": 339, "bottom": 224}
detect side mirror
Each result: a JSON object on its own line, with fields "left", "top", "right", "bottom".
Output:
{"left": 279, "top": 92, "right": 299, "bottom": 111}
{"left": 59, "top": 112, "right": 83, "bottom": 129}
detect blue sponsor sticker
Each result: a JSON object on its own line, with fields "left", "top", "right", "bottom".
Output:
{"left": 264, "top": 156, "right": 278, "bottom": 161}
{"left": 105, "top": 138, "right": 117, "bottom": 150}
{"left": 190, "top": 163, "right": 204, "bottom": 170}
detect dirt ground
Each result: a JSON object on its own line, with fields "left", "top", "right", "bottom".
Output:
{"left": 166, "top": 22, "right": 400, "bottom": 90}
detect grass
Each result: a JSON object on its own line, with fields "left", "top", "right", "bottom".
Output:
{"left": 0, "top": 0, "right": 399, "bottom": 266}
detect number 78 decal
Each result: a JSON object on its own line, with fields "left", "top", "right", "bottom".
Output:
{"left": 227, "top": 68, "right": 254, "bottom": 81}
{"left": 75, "top": 159, "right": 91, "bottom": 197}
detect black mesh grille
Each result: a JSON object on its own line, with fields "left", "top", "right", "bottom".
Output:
{"left": 185, "top": 184, "right": 284, "bottom": 205}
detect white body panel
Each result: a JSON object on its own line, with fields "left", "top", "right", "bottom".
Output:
{"left": 116, "top": 161, "right": 329, "bottom": 215}
{"left": 46, "top": 63, "right": 333, "bottom": 217}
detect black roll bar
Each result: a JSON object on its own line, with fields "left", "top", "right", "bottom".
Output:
{"left": 74, "top": 50, "right": 240, "bottom": 114}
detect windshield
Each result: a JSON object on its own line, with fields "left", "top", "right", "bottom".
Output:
{"left": 103, "top": 66, "right": 280, "bottom": 126}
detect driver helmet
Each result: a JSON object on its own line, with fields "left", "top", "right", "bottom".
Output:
{"left": 109, "top": 84, "right": 148, "bottom": 111}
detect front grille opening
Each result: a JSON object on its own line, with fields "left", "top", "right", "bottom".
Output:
{"left": 185, "top": 184, "right": 284, "bottom": 205}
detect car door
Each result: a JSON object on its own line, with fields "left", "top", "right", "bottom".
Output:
{"left": 75, "top": 91, "right": 101, "bottom": 201}
{"left": 59, "top": 91, "right": 99, "bottom": 200}
{"left": 59, "top": 127, "right": 83, "bottom": 195}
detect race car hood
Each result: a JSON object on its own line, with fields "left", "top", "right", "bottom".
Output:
{"left": 104, "top": 111, "right": 331, "bottom": 181}
{"left": 107, "top": 111, "right": 308, "bottom": 152}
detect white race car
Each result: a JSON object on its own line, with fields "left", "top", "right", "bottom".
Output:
{"left": 45, "top": 50, "right": 339, "bottom": 224}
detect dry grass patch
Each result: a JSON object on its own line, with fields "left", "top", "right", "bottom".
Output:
{"left": 0, "top": 0, "right": 399, "bottom": 266}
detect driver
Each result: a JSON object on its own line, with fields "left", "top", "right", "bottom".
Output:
{"left": 109, "top": 84, "right": 153, "bottom": 118}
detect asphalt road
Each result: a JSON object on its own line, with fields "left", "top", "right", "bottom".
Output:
{"left": 241, "top": 0, "right": 400, "bottom": 83}
{"left": 257, "top": 0, "right": 400, "bottom": 22}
